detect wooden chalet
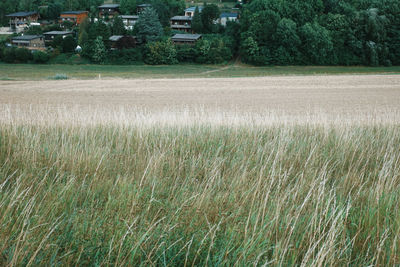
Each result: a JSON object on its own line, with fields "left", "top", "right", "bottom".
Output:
{"left": 120, "top": 15, "right": 139, "bottom": 30}
{"left": 171, "top": 34, "right": 202, "bottom": 45}
{"left": 6, "top": 11, "right": 39, "bottom": 29}
{"left": 11, "top": 35, "right": 45, "bottom": 50}
{"left": 43, "top": 31, "right": 74, "bottom": 44}
{"left": 184, "top": 7, "right": 203, "bottom": 17}
{"left": 98, "top": 4, "right": 120, "bottom": 19}
{"left": 170, "top": 16, "right": 192, "bottom": 33}
{"left": 137, "top": 4, "right": 152, "bottom": 13}
{"left": 109, "top": 35, "right": 137, "bottom": 50}
{"left": 219, "top": 13, "right": 238, "bottom": 26}
{"left": 60, "top": 11, "right": 89, "bottom": 25}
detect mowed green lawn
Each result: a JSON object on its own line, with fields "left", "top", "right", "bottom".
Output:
{"left": 1, "top": 63, "right": 400, "bottom": 80}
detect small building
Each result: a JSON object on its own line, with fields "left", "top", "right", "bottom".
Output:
{"left": 98, "top": 4, "right": 120, "bottom": 19}
{"left": 109, "top": 35, "right": 137, "bottom": 50}
{"left": 60, "top": 11, "right": 89, "bottom": 25}
{"left": 171, "top": 34, "right": 202, "bottom": 45}
{"left": 219, "top": 13, "right": 238, "bottom": 26}
{"left": 43, "top": 31, "right": 74, "bottom": 44}
{"left": 170, "top": 16, "right": 192, "bottom": 33}
{"left": 184, "top": 7, "right": 203, "bottom": 17}
{"left": 137, "top": 4, "right": 152, "bottom": 13}
{"left": 11, "top": 35, "right": 45, "bottom": 50}
{"left": 6, "top": 11, "right": 39, "bottom": 29}
{"left": 120, "top": 15, "right": 139, "bottom": 30}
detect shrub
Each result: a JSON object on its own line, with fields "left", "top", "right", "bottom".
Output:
{"left": 48, "top": 53, "right": 69, "bottom": 64}
{"left": 52, "top": 35, "right": 64, "bottom": 48}
{"left": 62, "top": 36, "right": 77, "bottom": 53}
{"left": 193, "top": 36, "right": 233, "bottom": 64}
{"left": 2, "top": 48, "right": 16, "bottom": 63}
{"left": 48, "top": 73, "right": 69, "bottom": 80}
{"left": 15, "top": 48, "right": 33, "bottom": 63}
{"left": 33, "top": 51, "right": 50, "bottom": 63}
{"left": 108, "top": 48, "right": 143, "bottom": 64}
{"left": 144, "top": 39, "right": 177, "bottom": 65}
{"left": 176, "top": 45, "right": 197, "bottom": 63}
{"left": 25, "top": 25, "right": 43, "bottom": 35}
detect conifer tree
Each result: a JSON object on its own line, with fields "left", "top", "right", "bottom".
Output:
{"left": 136, "top": 7, "right": 163, "bottom": 43}
{"left": 120, "top": 0, "right": 137, "bottom": 15}
{"left": 92, "top": 36, "right": 107, "bottom": 63}
{"left": 191, "top": 6, "right": 203, "bottom": 33}
{"left": 112, "top": 16, "right": 126, "bottom": 35}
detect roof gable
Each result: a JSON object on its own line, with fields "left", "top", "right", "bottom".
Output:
{"left": 44, "top": 31, "right": 73, "bottom": 35}
{"left": 171, "top": 16, "right": 192, "bottom": 21}
{"left": 220, "top": 13, "right": 238, "bottom": 18}
{"left": 61, "top": 11, "right": 88, "bottom": 15}
{"left": 6, "top": 11, "right": 38, "bottom": 17}
{"left": 98, "top": 4, "right": 120, "bottom": 9}
{"left": 12, "top": 35, "right": 43, "bottom": 41}
{"left": 172, "top": 34, "right": 202, "bottom": 41}
{"left": 185, "top": 7, "right": 203, "bottom": 12}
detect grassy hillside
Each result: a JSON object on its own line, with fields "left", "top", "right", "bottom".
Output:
{"left": 0, "top": 118, "right": 399, "bottom": 265}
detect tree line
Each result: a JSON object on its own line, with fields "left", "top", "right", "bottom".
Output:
{"left": 239, "top": 0, "right": 400, "bottom": 66}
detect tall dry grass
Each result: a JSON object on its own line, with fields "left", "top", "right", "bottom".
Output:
{"left": 0, "top": 105, "right": 399, "bottom": 266}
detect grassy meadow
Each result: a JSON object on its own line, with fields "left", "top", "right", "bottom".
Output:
{"left": 0, "top": 107, "right": 399, "bottom": 266}
{"left": 1, "top": 63, "right": 400, "bottom": 80}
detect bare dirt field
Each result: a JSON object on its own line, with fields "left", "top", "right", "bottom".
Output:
{"left": 1, "top": 75, "right": 400, "bottom": 124}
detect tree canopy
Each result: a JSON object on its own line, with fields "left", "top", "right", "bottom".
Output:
{"left": 136, "top": 7, "right": 163, "bottom": 43}
{"left": 240, "top": 0, "right": 400, "bottom": 66}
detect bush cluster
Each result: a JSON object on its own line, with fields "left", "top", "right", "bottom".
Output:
{"left": 144, "top": 39, "right": 177, "bottom": 65}
{"left": 108, "top": 48, "right": 143, "bottom": 65}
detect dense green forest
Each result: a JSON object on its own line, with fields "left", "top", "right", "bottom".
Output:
{"left": 0, "top": 0, "right": 399, "bottom": 66}
{"left": 240, "top": 0, "right": 400, "bottom": 66}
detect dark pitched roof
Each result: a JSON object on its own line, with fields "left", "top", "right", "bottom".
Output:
{"left": 43, "top": 31, "right": 73, "bottom": 35}
{"left": 109, "top": 35, "right": 123, "bottom": 41}
{"left": 170, "top": 16, "right": 192, "bottom": 21}
{"left": 220, "top": 13, "right": 238, "bottom": 18}
{"left": 98, "top": 4, "right": 120, "bottom": 9}
{"left": 61, "top": 11, "right": 88, "bottom": 15}
{"left": 120, "top": 15, "right": 139, "bottom": 19}
{"left": 185, "top": 7, "right": 203, "bottom": 12}
{"left": 172, "top": 34, "right": 202, "bottom": 42}
{"left": 6, "top": 11, "right": 38, "bottom": 17}
{"left": 12, "top": 35, "right": 43, "bottom": 41}
{"left": 109, "top": 35, "right": 137, "bottom": 42}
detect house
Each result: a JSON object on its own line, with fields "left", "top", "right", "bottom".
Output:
{"left": 11, "top": 35, "right": 45, "bottom": 50}
{"left": 184, "top": 7, "right": 203, "bottom": 17}
{"left": 98, "top": 4, "right": 120, "bottom": 19}
{"left": 120, "top": 15, "right": 139, "bottom": 30}
{"left": 171, "top": 34, "right": 202, "bottom": 45}
{"left": 219, "top": 13, "right": 238, "bottom": 26}
{"left": 43, "top": 31, "right": 74, "bottom": 44}
{"left": 109, "top": 35, "right": 137, "bottom": 50}
{"left": 60, "top": 11, "right": 89, "bottom": 25}
{"left": 137, "top": 4, "right": 152, "bottom": 13}
{"left": 6, "top": 11, "right": 39, "bottom": 29}
{"left": 170, "top": 16, "right": 192, "bottom": 33}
